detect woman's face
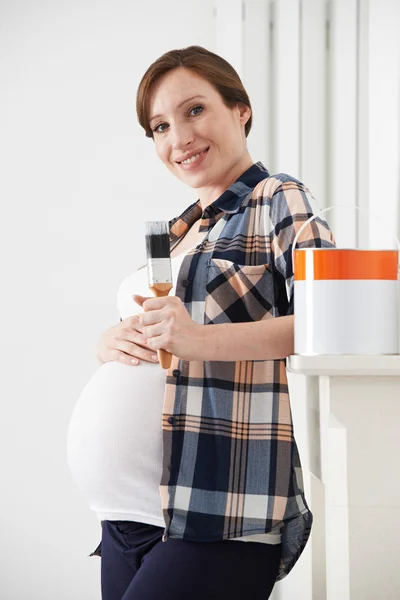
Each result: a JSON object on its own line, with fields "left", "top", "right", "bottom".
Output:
{"left": 147, "top": 67, "right": 252, "bottom": 204}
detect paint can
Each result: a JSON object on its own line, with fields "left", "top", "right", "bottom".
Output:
{"left": 293, "top": 208, "right": 400, "bottom": 355}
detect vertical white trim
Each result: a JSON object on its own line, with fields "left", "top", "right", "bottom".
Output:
{"left": 272, "top": 0, "right": 300, "bottom": 178}
{"left": 243, "top": 0, "right": 272, "bottom": 165}
{"left": 300, "top": 0, "right": 328, "bottom": 207}
{"left": 368, "top": 0, "right": 400, "bottom": 249}
{"left": 326, "top": 416, "right": 350, "bottom": 600}
{"left": 329, "top": 0, "right": 358, "bottom": 247}
{"left": 357, "top": 0, "right": 370, "bottom": 249}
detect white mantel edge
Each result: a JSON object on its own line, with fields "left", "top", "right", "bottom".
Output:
{"left": 286, "top": 354, "right": 400, "bottom": 377}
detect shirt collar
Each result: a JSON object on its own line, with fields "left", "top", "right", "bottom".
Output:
{"left": 169, "top": 161, "right": 269, "bottom": 243}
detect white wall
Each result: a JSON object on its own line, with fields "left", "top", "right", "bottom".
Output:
{"left": 0, "top": 2, "right": 215, "bottom": 598}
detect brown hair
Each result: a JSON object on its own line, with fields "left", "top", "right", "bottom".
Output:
{"left": 136, "top": 45, "right": 252, "bottom": 139}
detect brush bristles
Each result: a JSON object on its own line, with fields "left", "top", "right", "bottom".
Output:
{"left": 145, "top": 221, "right": 170, "bottom": 259}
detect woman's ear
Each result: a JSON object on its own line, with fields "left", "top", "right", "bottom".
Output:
{"left": 237, "top": 103, "right": 252, "bottom": 127}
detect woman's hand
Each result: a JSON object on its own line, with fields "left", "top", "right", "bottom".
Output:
{"left": 95, "top": 316, "right": 160, "bottom": 366}
{"left": 133, "top": 295, "right": 206, "bottom": 361}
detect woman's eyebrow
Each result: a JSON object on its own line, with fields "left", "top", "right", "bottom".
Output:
{"left": 149, "top": 95, "right": 207, "bottom": 124}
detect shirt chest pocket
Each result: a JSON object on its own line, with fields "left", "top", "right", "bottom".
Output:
{"left": 205, "top": 258, "right": 274, "bottom": 324}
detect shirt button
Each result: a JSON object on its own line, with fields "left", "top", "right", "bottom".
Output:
{"left": 168, "top": 416, "right": 176, "bottom": 425}
{"left": 182, "top": 279, "right": 190, "bottom": 287}
{"left": 172, "top": 369, "right": 180, "bottom": 377}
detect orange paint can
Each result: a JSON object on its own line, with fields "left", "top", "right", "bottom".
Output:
{"left": 293, "top": 210, "right": 400, "bottom": 355}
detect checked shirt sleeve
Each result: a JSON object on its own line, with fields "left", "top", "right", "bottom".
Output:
{"left": 268, "top": 176, "right": 336, "bottom": 316}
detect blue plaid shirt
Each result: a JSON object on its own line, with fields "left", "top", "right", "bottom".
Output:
{"left": 159, "top": 162, "right": 335, "bottom": 580}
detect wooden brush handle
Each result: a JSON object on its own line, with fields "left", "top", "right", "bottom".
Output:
{"left": 149, "top": 284, "right": 173, "bottom": 370}
{"left": 158, "top": 348, "right": 172, "bottom": 370}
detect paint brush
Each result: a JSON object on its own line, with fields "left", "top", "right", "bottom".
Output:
{"left": 145, "top": 221, "right": 173, "bottom": 369}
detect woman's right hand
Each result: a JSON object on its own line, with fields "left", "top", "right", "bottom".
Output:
{"left": 95, "top": 316, "right": 159, "bottom": 366}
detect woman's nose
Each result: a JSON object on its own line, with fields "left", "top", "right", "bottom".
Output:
{"left": 170, "top": 123, "right": 194, "bottom": 150}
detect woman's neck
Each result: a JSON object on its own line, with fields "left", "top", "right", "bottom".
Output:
{"left": 197, "top": 153, "right": 254, "bottom": 210}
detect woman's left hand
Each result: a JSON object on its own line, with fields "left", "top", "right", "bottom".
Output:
{"left": 132, "top": 294, "right": 205, "bottom": 361}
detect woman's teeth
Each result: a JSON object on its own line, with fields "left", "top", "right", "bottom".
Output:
{"left": 181, "top": 149, "right": 207, "bottom": 165}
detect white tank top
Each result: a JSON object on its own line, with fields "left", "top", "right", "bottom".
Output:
{"left": 67, "top": 247, "right": 281, "bottom": 544}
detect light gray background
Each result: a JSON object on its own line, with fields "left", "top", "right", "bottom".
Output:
{"left": 0, "top": 1, "right": 215, "bottom": 598}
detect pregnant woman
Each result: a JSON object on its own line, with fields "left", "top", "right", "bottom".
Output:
{"left": 67, "top": 45, "right": 335, "bottom": 600}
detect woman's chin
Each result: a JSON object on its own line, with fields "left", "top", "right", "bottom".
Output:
{"left": 176, "top": 168, "right": 213, "bottom": 189}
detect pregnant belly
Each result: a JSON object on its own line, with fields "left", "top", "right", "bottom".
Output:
{"left": 66, "top": 361, "right": 166, "bottom": 506}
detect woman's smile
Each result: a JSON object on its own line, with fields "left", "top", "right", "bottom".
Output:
{"left": 176, "top": 147, "right": 210, "bottom": 170}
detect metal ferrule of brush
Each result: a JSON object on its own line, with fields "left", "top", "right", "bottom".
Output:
{"left": 145, "top": 221, "right": 172, "bottom": 286}
{"left": 147, "top": 258, "right": 172, "bottom": 285}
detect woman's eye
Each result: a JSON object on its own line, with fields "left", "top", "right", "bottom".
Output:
{"left": 189, "top": 105, "right": 204, "bottom": 117}
{"left": 153, "top": 106, "right": 203, "bottom": 133}
{"left": 154, "top": 122, "right": 168, "bottom": 134}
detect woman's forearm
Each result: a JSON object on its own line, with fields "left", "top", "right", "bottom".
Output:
{"left": 199, "top": 315, "right": 294, "bottom": 361}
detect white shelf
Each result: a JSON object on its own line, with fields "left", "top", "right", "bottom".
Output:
{"left": 287, "top": 354, "right": 400, "bottom": 376}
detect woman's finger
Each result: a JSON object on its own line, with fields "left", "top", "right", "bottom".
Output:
{"left": 113, "top": 329, "right": 149, "bottom": 348}
{"left": 128, "top": 314, "right": 143, "bottom": 330}
{"left": 143, "top": 312, "right": 174, "bottom": 340}
{"left": 111, "top": 349, "right": 140, "bottom": 366}
{"left": 113, "top": 338, "right": 159, "bottom": 363}
{"left": 139, "top": 308, "right": 164, "bottom": 327}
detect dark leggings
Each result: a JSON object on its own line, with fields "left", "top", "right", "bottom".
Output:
{"left": 100, "top": 520, "right": 281, "bottom": 600}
